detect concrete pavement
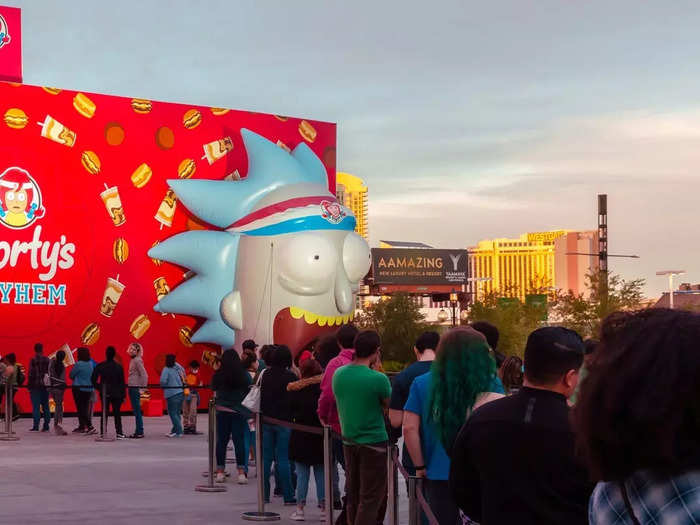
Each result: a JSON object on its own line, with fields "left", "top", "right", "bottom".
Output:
{"left": 0, "top": 414, "right": 409, "bottom": 525}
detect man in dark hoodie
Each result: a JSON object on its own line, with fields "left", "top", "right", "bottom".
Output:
{"left": 28, "top": 343, "right": 51, "bottom": 432}
{"left": 92, "top": 346, "right": 127, "bottom": 439}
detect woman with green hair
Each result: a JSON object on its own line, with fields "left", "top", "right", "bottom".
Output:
{"left": 403, "top": 327, "right": 504, "bottom": 524}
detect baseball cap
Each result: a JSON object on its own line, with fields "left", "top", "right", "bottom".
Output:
{"left": 242, "top": 339, "right": 258, "bottom": 351}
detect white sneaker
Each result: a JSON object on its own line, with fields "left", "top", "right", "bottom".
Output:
{"left": 237, "top": 473, "right": 248, "bottom": 485}
{"left": 215, "top": 472, "right": 226, "bottom": 483}
{"left": 166, "top": 432, "right": 177, "bottom": 438}
{"left": 290, "top": 510, "right": 305, "bottom": 521}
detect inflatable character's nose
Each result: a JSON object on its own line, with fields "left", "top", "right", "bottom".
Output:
{"left": 335, "top": 266, "right": 353, "bottom": 314}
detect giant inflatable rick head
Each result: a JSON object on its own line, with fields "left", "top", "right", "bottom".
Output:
{"left": 148, "top": 130, "right": 370, "bottom": 355}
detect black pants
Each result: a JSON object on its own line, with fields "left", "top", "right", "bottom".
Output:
{"left": 423, "top": 479, "right": 460, "bottom": 525}
{"left": 100, "top": 395, "right": 124, "bottom": 435}
{"left": 343, "top": 444, "right": 388, "bottom": 525}
{"left": 72, "top": 388, "right": 92, "bottom": 429}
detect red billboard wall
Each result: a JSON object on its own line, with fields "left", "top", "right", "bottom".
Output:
{"left": 0, "top": 81, "right": 336, "bottom": 411}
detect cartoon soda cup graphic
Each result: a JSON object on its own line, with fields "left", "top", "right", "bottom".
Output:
{"left": 154, "top": 189, "right": 177, "bottom": 228}
{"left": 37, "top": 115, "right": 77, "bottom": 147}
{"left": 153, "top": 276, "right": 171, "bottom": 316}
{"left": 100, "top": 275, "right": 125, "bottom": 317}
{"left": 201, "top": 137, "right": 233, "bottom": 165}
{"left": 101, "top": 184, "right": 125, "bottom": 226}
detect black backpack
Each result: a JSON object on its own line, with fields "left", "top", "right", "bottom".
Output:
{"left": 15, "top": 364, "right": 25, "bottom": 386}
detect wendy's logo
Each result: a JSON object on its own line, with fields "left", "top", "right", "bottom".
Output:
{"left": 0, "top": 167, "right": 46, "bottom": 230}
{"left": 320, "top": 200, "right": 346, "bottom": 224}
{"left": 0, "top": 15, "right": 11, "bottom": 49}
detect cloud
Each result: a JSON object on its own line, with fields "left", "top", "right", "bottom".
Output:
{"left": 369, "top": 108, "right": 700, "bottom": 296}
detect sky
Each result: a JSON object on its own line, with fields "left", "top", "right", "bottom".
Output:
{"left": 9, "top": 0, "right": 700, "bottom": 297}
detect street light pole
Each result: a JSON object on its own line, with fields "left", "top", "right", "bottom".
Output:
{"left": 449, "top": 290, "right": 458, "bottom": 327}
{"left": 656, "top": 270, "right": 686, "bottom": 309}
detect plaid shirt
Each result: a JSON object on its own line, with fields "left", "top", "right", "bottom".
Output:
{"left": 590, "top": 470, "right": 700, "bottom": 524}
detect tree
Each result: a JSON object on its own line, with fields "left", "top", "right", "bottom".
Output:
{"left": 355, "top": 293, "right": 429, "bottom": 364}
{"left": 552, "top": 271, "right": 646, "bottom": 339}
{"left": 467, "top": 291, "right": 547, "bottom": 357}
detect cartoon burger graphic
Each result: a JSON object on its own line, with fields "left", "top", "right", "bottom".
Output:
{"left": 0, "top": 167, "right": 46, "bottom": 229}
{"left": 149, "top": 129, "right": 371, "bottom": 356}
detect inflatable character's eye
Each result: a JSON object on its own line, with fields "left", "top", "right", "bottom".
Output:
{"left": 6, "top": 191, "right": 15, "bottom": 201}
{"left": 343, "top": 232, "right": 371, "bottom": 282}
{"left": 278, "top": 234, "right": 338, "bottom": 295}
{"left": 17, "top": 193, "right": 26, "bottom": 202}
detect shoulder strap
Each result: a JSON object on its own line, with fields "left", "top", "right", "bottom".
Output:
{"left": 619, "top": 480, "right": 641, "bottom": 525}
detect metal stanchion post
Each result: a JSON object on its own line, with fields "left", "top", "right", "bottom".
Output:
{"left": 196, "top": 397, "right": 227, "bottom": 492}
{"left": 241, "top": 412, "right": 280, "bottom": 521}
{"left": 408, "top": 476, "right": 418, "bottom": 525}
{"left": 0, "top": 381, "right": 19, "bottom": 441}
{"left": 387, "top": 445, "right": 398, "bottom": 525}
{"left": 95, "top": 383, "right": 115, "bottom": 442}
{"left": 323, "top": 425, "right": 333, "bottom": 525}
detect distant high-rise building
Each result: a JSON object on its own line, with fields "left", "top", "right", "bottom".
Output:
{"left": 336, "top": 172, "right": 368, "bottom": 240}
{"left": 553, "top": 230, "right": 599, "bottom": 297}
{"left": 469, "top": 230, "right": 600, "bottom": 301}
{"left": 469, "top": 231, "right": 568, "bottom": 301}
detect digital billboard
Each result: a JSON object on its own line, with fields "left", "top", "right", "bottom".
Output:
{"left": 370, "top": 248, "right": 468, "bottom": 285}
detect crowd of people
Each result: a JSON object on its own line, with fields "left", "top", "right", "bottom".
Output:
{"left": 0, "top": 342, "right": 203, "bottom": 439}
{"left": 1, "top": 307, "right": 699, "bottom": 524}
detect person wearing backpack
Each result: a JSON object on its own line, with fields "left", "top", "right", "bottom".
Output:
{"left": 48, "top": 350, "right": 68, "bottom": 436}
{"left": 28, "top": 343, "right": 51, "bottom": 432}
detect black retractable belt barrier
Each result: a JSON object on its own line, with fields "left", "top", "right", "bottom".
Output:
{"left": 95, "top": 383, "right": 115, "bottom": 442}
{"left": 195, "top": 397, "right": 226, "bottom": 493}
{"left": 241, "top": 411, "right": 280, "bottom": 521}
{"left": 0, "top": 381, "right": 19, "bottom": 441}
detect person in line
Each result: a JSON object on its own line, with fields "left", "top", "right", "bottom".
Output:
{"left": 403, "top": 327, "right": 503, "bottom": 524}
{"left": 568, "top": 338, "right": 597, "bottom": 405}
{"left": 471, "top": 321, "right": 505, "bottom": 366}
{"left": 314, "top": 334, "right": 340, "bottom": 370}
{"left": 574, "top": 309, "right": 700, "bottom": 523}
{"left": 333, "top": 330, "right": 391, "bottom": 525}
{"left": 6, "top": 354, "right": 21, "bottom": 421}
{"left": 127, "top": 343, "right": 148, "bottom": 439}
{"left": 160, "top": 354, "right": 185, "bottom": 438}
{"left": 48, "top": 350, "right": 68, "bottom": 436}
{"left": 241, "top": 349, "right": 259, "bottom": 465}
{"left": 243, "top": 339, "right": 265, "bottom": 371}
{"left": 288, "top": 358, "right": 326, "bottom": 521}
{"left": 70, "top": 347, "right": 96, "bottom": 434}
{"left": 0, "top": 353, "right": 18, "bottom": 422}
{"left": 183, "top": 360, "right": 202, "bottom": 435}
{"left": 389, "top": 331, "right": 439, "bottom": 479}
{"left": 499, "top": 355, "right": 524, "bottom": 395}
{"left": 212, "top": 348, "right": 251, "bottom": 484}
{"left": 92, "top": 346, "right": 127, "bottom": 439}
{"left": 28, "top": 343, "right": 51, "bottom": 432}
{"left": 318, "top": 324, "right": 359, "bottom": 512}
{"left": 450, "top": 326, "right": 592, "bottom": 525}
{"left": 260, "top": 344, "right": 297, "bottom": 505}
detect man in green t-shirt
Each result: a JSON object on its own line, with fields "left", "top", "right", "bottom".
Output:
{"left": 333, "top": 330, "right": 391, "bottom": 525}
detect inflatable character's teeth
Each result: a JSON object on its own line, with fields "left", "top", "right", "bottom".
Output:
{"left": 288, "top": 306, "right": 354, "bottom": 327}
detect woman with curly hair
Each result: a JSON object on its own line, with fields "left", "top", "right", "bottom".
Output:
{"left": 403, "top": 327, "right": 503, "bottom": 524}
{"left": 574, "top": 308, "right": 700, "bottom": 524}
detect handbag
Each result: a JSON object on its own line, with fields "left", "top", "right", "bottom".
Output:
{"left": 241, "top": 369, "right": 266, "bottom": 413}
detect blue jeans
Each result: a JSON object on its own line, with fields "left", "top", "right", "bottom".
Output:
{"left": 30, "top": 389, "right": 50, "bottom": 430}
{"left": 166, "top": 393, "right": 184, "bottom": 435}
{"left": 128, "top": 387, "right": 144, "bottom": 435}
{"left": 216, "top": 410, "right": 248, "bottom": 473}
{"left": 263, "top": 424, "right": 294, "bottom": 503}
{"left": 295, "top": 462, "right": 325, "bottom": 507}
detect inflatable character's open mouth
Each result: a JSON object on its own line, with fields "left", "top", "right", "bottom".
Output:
{"left": 273, "top": 306, "right": 354, "bottom": 357}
